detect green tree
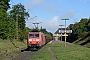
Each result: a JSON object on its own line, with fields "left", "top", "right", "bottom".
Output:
{"left": 0, "top": 9, "right": 15, "bottom": 40}
{"left": 68, "top": 18, "right": 90, "bottom": 42}
{"left": 9, "top": 3, "right": 29, "bottom": 30}
{"left": 9, "top": 3, "right": 29, "bottom": 41}
{"left": 87, "top": 18, "right": 90, "bottom": 31}
{"left": 0, "top": 0, "right": 10, "bottom": 11}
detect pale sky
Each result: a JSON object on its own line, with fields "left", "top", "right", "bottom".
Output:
{"left": 10, "top": 0, "right": 90, "bottom": 33}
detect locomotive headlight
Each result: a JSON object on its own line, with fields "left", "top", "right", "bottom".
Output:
{"left": 29, "top": 39, "right": 32, "bottom": 41}
{"left": 36, "top": 39, "right": 39, "bottom": 41}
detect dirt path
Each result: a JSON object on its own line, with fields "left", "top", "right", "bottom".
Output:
{"left": 48, "top": 40, "right": 57, "bottom": 60}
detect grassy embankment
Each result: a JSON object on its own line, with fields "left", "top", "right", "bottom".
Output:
{"left": 0, "top": 39, "right": 27, "bottom": 60}
{"left": 73, "top": 36, "right": 90, "bottom": 48}
{"left": 30, "top": 41, "right": 90, "bottom": 60}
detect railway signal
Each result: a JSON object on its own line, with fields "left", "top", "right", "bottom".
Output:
{"left": 64, "top": 32, "right": 68, "bottom": 36}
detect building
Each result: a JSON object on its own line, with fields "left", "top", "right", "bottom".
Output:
{"left": 54, "top": 28, "right": 72, "bottom": 41}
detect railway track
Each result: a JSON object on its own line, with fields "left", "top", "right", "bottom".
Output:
{"left": 9, "top": 50, "right": 37, "bottom": 60}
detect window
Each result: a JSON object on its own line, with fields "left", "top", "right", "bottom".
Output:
{"left": 35, "top": 34, "right": 39, "bottom": 38}
{"left": 29, "top": 34, "right": 34, "bottom": 38}
{"left": 29, "top": 34, "right": 39, "bottom": 38}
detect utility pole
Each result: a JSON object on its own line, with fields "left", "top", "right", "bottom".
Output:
{"left": 59, "top": 25, "right": 64, "bottom": 41}
{"left": 61, "top": 18, "right": 69, "bottom": 46}
{"left": 16, "top": 15, "right": 18, "bottom": 41}
{"left": 16, "top": 14, "right": 37, "bottom": 40}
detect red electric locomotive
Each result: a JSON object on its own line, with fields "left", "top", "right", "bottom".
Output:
{"left": 27, "top": 31, "right": 45, "bottom": 50}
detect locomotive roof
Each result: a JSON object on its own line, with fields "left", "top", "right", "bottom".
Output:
{"left": 31, "top": 29, "right": 40, "bottom": 32}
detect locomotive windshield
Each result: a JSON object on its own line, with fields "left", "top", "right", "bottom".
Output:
{"left": 29, "top": 34, "right": 39, "bottom": 38}
{"left": 29, "top": 34, "right": 34, "bottom": 38}
{"left": 35, "top": 34, "right": 39, "bottom": 38}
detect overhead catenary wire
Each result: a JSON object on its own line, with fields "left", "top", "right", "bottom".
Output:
{"left": 11, "top": 0, "right": 16, "bottom": 4}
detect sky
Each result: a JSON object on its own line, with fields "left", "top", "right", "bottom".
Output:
{"left": 9, "top": 0, "right": 90, "bottom": 34}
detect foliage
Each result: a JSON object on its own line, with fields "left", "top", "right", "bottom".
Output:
{"left": 68, "top": 18, "right": 90, "bottom": 47}
{"left": 0, "top": 0, "right": 15, "bottom": 40}
{"left": 0, "top": 0, "right": 10, "bottom": 11}
{"left": 81, "top": 32, "right": 89, "bottom": 39}
{"left": 0, "top": 1, "right": 52, "bottom": 42}
{"left": 9, "top": 3, "right": 29, "bottom": 30}
{"left": 0, "top": 8, "right": 15, "bottom": 39}
{"left": 0, "top": 2, "right": 30, "bottom": 41}
{"left": 9, "top": 3, "right": 29, "bottom": 41}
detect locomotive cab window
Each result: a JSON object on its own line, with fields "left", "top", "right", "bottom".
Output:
{"left": 35, "top": 34, "right": 39, "bottom": 38}
{"left": 29, "top": 34, "right": 34, "bottom": 38}
{"left": 29, "top": 34, "right": 39, "bottom": 38}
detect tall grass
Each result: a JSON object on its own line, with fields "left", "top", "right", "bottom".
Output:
{"left": 0, "top": 39, "right": 27, "bottom": 60}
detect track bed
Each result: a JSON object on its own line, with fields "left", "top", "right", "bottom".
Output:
{"left": 9, "top": 51, "right": 37, "bottom": 60}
